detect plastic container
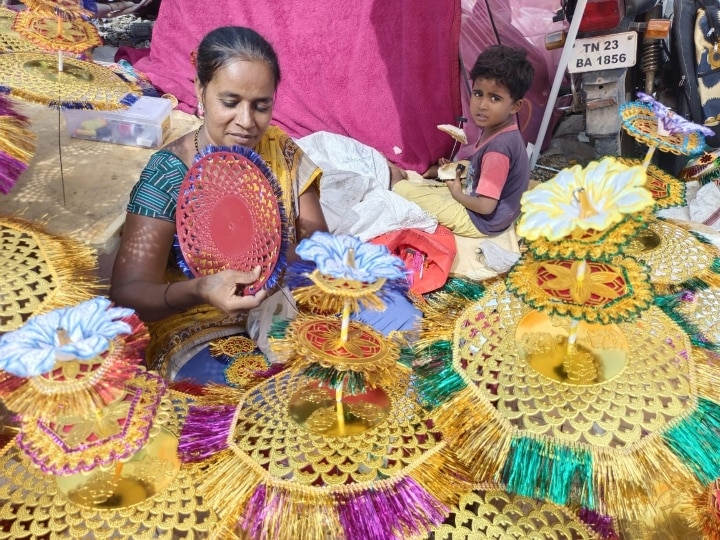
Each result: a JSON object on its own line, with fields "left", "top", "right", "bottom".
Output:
{"left": 63, "top": 96, "right": 173, "bottom": 149}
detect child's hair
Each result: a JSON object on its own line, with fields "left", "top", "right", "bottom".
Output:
{"left": 469, "top": 45, "right": 534, "bottom": 102}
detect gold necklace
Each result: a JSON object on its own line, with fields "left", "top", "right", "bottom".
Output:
{"left": 193, "top": 125, "right": 202, "bottom": 155}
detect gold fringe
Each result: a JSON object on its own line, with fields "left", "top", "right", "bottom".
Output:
{"left": 593, "top": 437, "right": 699, "bottom": 520}
{"left": 192, "top": 449, "right": 264, "bottom": 525}
{"left": 0, "top": 116, "right": 36, "bottom": 163}
{"left": 409, "top": 441, "right": 474, "bottom": 508}
{"left": 291, "top": 283, "right": 386, "bottom": 315}
{"left": 684, "top": 481, "right": 720, "bottom": 540}
{"left": 694, "top": 350, "right": 720, "bottom": 403}
{"left": 238, "top": 483, "right": 339, "bottom": 540}
{"left": 195, "top": 383, "right": 246, "bottom": 406}
{"left": 414, "top": 293, "right": 476, "bottom": 350}
{"left": 433, "top": 389, "right": 512, "bottom": 482}
{"left": 1, "top": 215, "right": 101, "bottom": 332}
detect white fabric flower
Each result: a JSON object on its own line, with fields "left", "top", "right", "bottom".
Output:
{"left": 295, "top": 232, "right": 406, "bottom": 282}
{"left": 517, "top": 157, "right": 654, "bottom": 242}
{"left": 0, "top": 297, "right": 134, "bottom": 377}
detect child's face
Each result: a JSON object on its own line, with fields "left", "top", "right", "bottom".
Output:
{"left": 470, "top": 78, "right": 523, "bottom": 136}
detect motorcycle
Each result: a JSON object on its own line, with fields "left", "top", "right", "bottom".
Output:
{"left": 557, "top": 0, "right": 670, "bottom": 157}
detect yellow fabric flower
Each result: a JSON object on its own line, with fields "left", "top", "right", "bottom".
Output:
{"left": 517, "top": 157, "right": 654, "bottom": 242}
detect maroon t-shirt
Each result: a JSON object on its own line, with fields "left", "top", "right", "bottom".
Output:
{"left": 465, "top": 125, "right": 529, "bottom": 234}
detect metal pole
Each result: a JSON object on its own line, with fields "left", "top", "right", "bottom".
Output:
{"left": 529, "top": 0, "right": 588, "bottom": 169}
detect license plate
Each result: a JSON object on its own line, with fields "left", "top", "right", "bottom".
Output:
{"left": 568, "top": 31, "right": 637, "bottom": 74}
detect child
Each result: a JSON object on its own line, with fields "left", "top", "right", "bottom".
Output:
{"left": 392, "top": 45, "right": 534, "bottom": 237}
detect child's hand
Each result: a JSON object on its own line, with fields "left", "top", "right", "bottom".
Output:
{"left": 445, "top": 166, "right": 465, "bottom": 196}
{"left": 438, "top": 157, "right": 451, "bottom": 166}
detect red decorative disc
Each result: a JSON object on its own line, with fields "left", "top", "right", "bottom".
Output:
{"left": 176, "top": 149, "right": 284, "bottom": 295}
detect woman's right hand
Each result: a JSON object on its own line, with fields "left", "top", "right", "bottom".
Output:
{"left": 198, "top": 266, "right": 268, "bottom": 316}
{"left": 438, "top": 157, "right": 451, "bottom": 166}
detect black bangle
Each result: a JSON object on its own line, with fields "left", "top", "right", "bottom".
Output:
{"left": 164, "top": 282, "right": 181, "bottom": 311}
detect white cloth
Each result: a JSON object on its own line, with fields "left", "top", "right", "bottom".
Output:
{"left": 297, "top": 131, "right": 437, "bottom": 241}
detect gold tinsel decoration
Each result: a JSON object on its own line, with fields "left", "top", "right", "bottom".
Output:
{"left": 0, "top": 215, "right": 101, "bottom": 333}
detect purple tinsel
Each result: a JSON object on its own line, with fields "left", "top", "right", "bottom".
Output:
{"left": 178, "top": 404, "right": 236, "bottom": 462}
{"left": 0, "top": 153, "right": 27, "bottom": 195}
{"left": 335, "top": 477, "right": 447, "bottom": 540}
{"left": 578, "top": 507, "right": 618, "bottom": 539}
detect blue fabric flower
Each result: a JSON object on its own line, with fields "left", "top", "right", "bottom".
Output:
{"left": 0, "top": 297, "right": 134, "bottom": 377}
{"left": 295, "top": 232, "right": 406, "bottom": 282}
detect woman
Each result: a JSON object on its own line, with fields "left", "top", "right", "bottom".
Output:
{"left": 110, "top": 26, "right": 327, "bottom": 381}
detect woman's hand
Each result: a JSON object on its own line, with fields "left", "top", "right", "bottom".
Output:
{"left": 198, "top": 267, "right": 268, "bottom": 316}
{"left": 95, "top": 0, "right": 153, "bottom": 18}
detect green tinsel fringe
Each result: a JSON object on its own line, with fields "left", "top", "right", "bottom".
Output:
{"left": 663, "top": 397, "right": 720, "bottom": 484}
{"left": 397, "top": 346, "right": 415, "bottom": 368}
{"left": 502, "top": 436, "right": 594, "bottom": 509}
{"left": 302, "top": 364, "right": 367, "bottom": 394}
{"left": 654, "top": 293, "right": 720, "bottom": 351}
{"left": 411, "top": 340, "right": 466, "bottom": 410}
{"left": 268, "top": 318, "right": 292, "bottom": 340}
{"left": 438, "top": 277, "right": 486, "bottom": 301}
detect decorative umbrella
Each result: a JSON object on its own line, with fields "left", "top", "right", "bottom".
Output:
{"left": 0, "top": 215, "right": 100, "bottom": 333}
{"left": 680, "top": 149, "right": 720, "bottom": 186}
{"left": 18, "top": 0, "right": 93, "bottom": 20}
{"left": 0, "top": 52, "right": 141, "bottom": 110}
{"left": 13, "top": 10, "right": 102, "bottom": 55}
{"left": 620, "top": 92, "right": 712, "bottom": 167}
{"left": 0, "top": 390, "right": 217, "bottom": 538}
{"left": 178, "top": 369, "right": 473, "bottom": 540}
{"left": 0, "top": 5, "right": 45, "bottom": 53}
{"left": 0, "top": 94, "right": 36, "bottom": 194}
{"left": 0, "top": 297, "right": 197, "bottom": 527}
{"left": 412, "top": 157, "right": 720, "bottom": 528}
{"left": 176, "top": 233, "right": 474, "bottom": 539}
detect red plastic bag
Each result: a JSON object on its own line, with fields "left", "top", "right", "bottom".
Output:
{"left": 370, "top": 225, "right": 457, "bottom": 295}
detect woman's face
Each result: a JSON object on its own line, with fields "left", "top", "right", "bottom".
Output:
{"left": 197, "top": 59, "right": 276, "bottom": 150}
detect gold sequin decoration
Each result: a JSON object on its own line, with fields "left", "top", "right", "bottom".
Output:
{"left": 17, "top": 371, "right": 170, "bottom": 474}
{"left": 527, "top": 210, "right": 652, "bottom": 261}
{"left": 506, "top": 254, "right": 654, "bottom": 324}
{"left": 0, "top": 392, "right": 216, "bottom": 539}
{"left": 209, "top": 335, "right": 256, "bottom": 358}
{"left": 225, "top": 354, "right": 268, "bottom": 387}
{"left": 623, "top": 218, "right": 720, "bottom": 294}
{"left": 618, "top": 158, "right": 687, "bottom": 209}
{"left": 676, "top": 287, "right": 720, "bottom": 345}
{"left": 455, "top": 281, "right": 693, "bottom": 448}
{"left": 432, "top": 487, "right": 599, "bottom": 539}
{"left": 232, "top": 370, "right": 441, "bottom": 485}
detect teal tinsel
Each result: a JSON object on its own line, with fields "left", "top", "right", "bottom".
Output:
{"left": 502, "top": 436, "right": 594, "bottom": 509}
{"left": 268, "top": 318, "right": 291, "bottom": 340}
{"left": 302, "top": 364, "right": 366, "bottom": 394}
{"left": 397, "top": 346, "right": 415, "bottom": 368}
{"left": 663, "top": 397, "right": 720, "bottom": 484}
{"left": 411, "top": 340, "right": 466, "bottom": 410}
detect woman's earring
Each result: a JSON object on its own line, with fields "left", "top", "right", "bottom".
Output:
{"left": 197, "top": 101, "right": 204, "bottom": 118}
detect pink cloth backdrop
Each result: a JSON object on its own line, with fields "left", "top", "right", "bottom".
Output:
{"left": 134, "top": 0, "right": 462, "bottom": 172}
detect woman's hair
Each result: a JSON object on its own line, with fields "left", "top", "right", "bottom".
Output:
{"left": 469, "top": 45, "right": 534, "bottom": 102}
{"left": 196, "top": 26, "right": 281, "bottom": 89}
